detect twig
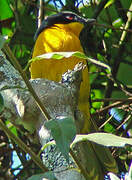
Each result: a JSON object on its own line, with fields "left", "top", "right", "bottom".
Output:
{"left": 107, "top": 74, "right": 132, "bottom": 97}
{"left": 93, "top": 22, "right": 132, "bottom": 33}
{"left": 116, "top": 115, "right": 131, "bottom": 131}
{"left": 119, "top": 2, "right": 132, "bottom": 45}
{"left": 99, "top": 115, "right": 113, "bottom": 129}
{"left": 38, "top": 0, "right": 44, "bottom": 28}
{"left": 93, "top": 97, "right": 132, "bottom": 116}
{"left": 0, "top": 119, "right": 48, "bottom": 172}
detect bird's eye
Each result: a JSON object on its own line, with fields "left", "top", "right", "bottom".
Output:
{"left": 65, "top": 15, "right": 74, "bottom": 20}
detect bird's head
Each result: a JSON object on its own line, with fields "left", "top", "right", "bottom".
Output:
{"left": 46, "top": 11, "right": 95, "bottom": 25}
{"left": 34, "top": 11, "right": 95, "bottom": 40}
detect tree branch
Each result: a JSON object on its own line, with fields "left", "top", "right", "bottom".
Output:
{"left": 3, "top": 44, "right": 51, "bottom": 121}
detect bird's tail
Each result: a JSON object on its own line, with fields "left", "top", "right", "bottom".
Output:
{"left": 76, "top": 103, "right": 118, "bottom": 179}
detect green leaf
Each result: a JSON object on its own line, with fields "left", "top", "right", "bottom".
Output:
{"left": 27, "top": 171, "right": 57, "bottom": 180}
{"left": 27, "top": 51, "right": 111, "bottom": 72}
{"left": 104, "top": 123, "right": 115, "bottom": 133}
{"left": 107, "top": 172, "right": 120, "bottom": 180}
{"left": 120, "top": 0, "right": 131, "bottom": 10}
{"left": 112, "top": 18, "right": 123, "bottom": 28}
{"left": 1, "top": 27, "right": 13, "bottom": 38}
{"left": 91, "top": 89, "right": 102, "bottom": 109}
{"left": 29, "top": 52, "right": 81, "bottom": 64}
{"left": 72, "top": 133, "right": 132, "bottom": 147}
{"left": 0, "top": 0, "right": 13, "bottom": 20}
{"left": 104, "top": 0, "right": 115, "bottom": 8}
{"left": 6, "top": 120, "right": 18, "bottom": 137}
{"left": 80, "top": 4, "right": 94, "bottom": 17}
{"left": 45, "top": 116, "right": 76, "bottom": 162}
{"left": 97, "top": 53, "right": 107, "bottom": 62}
{"left": 104, "top": 29, "right": 112, "bottom": 38}
{"left": 0, "top": 93, "right": 4, "bottom": 113}
{"left": 117, "top": 62, "right": 132, "bottom": 86}
{"left": 89, "top": 73, "right": 98, "bottom": 84}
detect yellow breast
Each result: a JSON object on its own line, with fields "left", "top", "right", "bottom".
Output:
{"left": 31, "top": 22, "right": 90, "bottom": 132}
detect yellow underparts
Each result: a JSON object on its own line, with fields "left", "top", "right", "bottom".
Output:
{"left": 30, "top": 22, "right": 90, "bottom": 133}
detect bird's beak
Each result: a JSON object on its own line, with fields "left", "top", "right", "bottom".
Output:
{"left": 77, "top": 15, "right": 96, "bottom": 25}
{"left": 85, "top": 18, "right": 96, "bottom": 24}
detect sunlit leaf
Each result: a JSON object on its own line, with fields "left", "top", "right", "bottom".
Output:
{"left": 104, "top": 123, "right": 115, "bottom": 133}
{"left": 91, "top": 89, "right": 102, "bottom": 109}
{"left": 6, "top": 120, "right": 18, "bottom": 137}
{"left": 27, "top": 51, "right": 111, "bottom": 72}
{"left": 0, "top": 0, "right": 13, "bottom": 20}
{"left": 104, "top": 29, "right": 112, "bottom": 38}
{"left": 107, "top": 172, "right": 120, "bottom": 180}
{"left": 72, "top": 133, "right": 132, "bottom": 147}
{"left": 104, "top": 0, "right": 115, "bottom": 8}
{"left": 112, "top": 18, "right": 123, "bottom": 28}
{"left": 1, "top": 27, "right": 13, "bottom": 38}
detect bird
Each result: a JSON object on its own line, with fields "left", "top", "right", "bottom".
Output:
{"left": 30, "top": 11, "right": 118, "bottom": 179}
{"left": 31, "top": 11, "right": 95, "bottom": 133}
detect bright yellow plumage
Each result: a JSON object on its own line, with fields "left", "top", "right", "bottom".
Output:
{"left": 31, "top": 22, "right": 90, "bottom": 133}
